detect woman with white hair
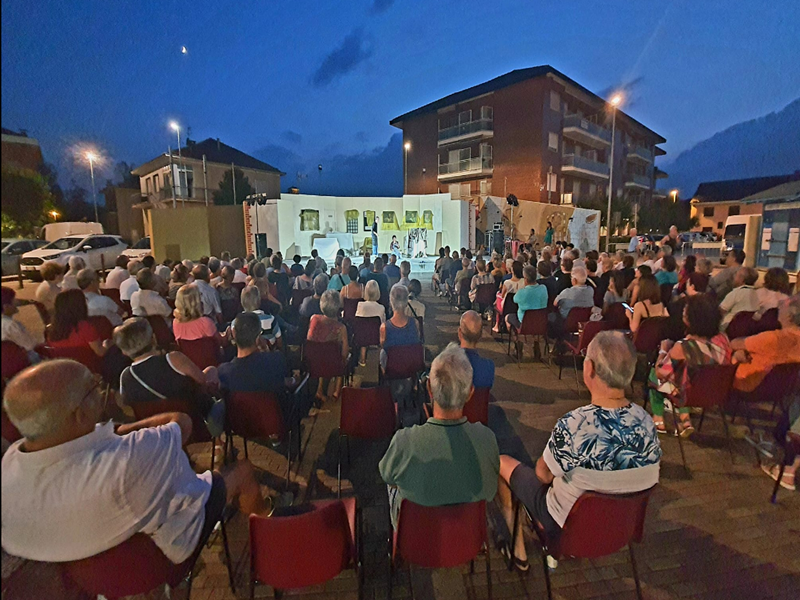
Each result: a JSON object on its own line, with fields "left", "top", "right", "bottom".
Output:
{"left": 60, "top": 255, "right": 86, "bottom": 291}
{"left": 172, "top": 283, "right": 224, "bottom": 347}
{"left": 355, "top": 279, "right": 386, "bottom": 366}
{"left": 307, "top": 290, "right": 349, "bottom": 401}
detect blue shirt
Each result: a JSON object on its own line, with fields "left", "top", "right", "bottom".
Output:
{"left": 383, "top": 264, "right": 401, "bottom": 279}
{"left": 655, "top": 270, "right": 678, "bottom": 286}
{"left": 464, "top": 348, "right": 495, "bottom": 389}
{"left": 514, "top": 283, "right": 549, "bottom": 322}
{"left": 328, "top": 273, "right": 351, "bottom": 291}
{"left": 218, "top": 351, "right": 287, "bottom": 394}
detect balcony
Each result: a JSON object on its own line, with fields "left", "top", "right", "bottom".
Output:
{"left": 142, "top": 187, "right": 211, "bottom": 203}
{"left": 625, "top": 173, "right": 652, "bottom": 190}
{"left": 437, "top": 156, "right": 494, "bottom": 181}
{"left": 653, "top": 189, "right": 668, "bottom": 200}
{"left": 562, "top": 114, "right": 611, "bottom": 149}
{"left": 438, "top": 119, "right": 493, "bottom": 146}
{"left": 561, "top": 154, "right": 609, "bottom": 180}
{"left": 627, "top": 145, "right": 652, "bottom": 164}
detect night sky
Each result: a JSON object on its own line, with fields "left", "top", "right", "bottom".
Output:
{"left": 2, "top": 0, "right": 799, "bottom": 194}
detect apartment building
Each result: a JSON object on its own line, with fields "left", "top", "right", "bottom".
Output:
{"left": 390, "top": 66, "right": 666, "bottom": 207}
{"left": 1, "top": 127, "right": 43, "bottom": 171}
{"left": 132, "top": 138, "right": 283, "bottom": 206}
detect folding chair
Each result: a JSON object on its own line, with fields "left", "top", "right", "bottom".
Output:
{"left": 342, "top": 297, "right": 362, "bottom": 324}
{"left": 178, "top": 337, "right": 221, "bottom": 369}
{"left": 473, "top": 283, "right": 496, "bottom": 316}
{"left": 632, "top": 316, "right": 668, "bottom": 361}
{"left": 507, "top": 308, "right": 549, "bottom": 365}
{"left": 249, "top": 498, "right": 361, "bottom": 600}
{"left": 730, "top": 362, "right": 800, "bottom": 426}
{"left": 338, "top": 386, "right": 396, "bottom": 495}
{"left": 511, "top": 486, "right": 656, "bottom": 600}
{"left": 390, "top": 500, "right": 491, "bottom": 599}
{"left": 1, "top": 340, "right": 30, "bottom": 384}
{"left": 726, "top": 311, "right": 758, "bottom": 340}
{"left": 604, "top": 302, "right": 631, "bottom": 330}
{"left": 754, "top": 308, "right": 780, "bottom": 334}
{"left": 463, "top": 387, "right": 490, "bottom": 425}
{"left": 563, "top": 306, "right": 593, "bottom": 335}
{"left": 304, "top": 340, "right": 349, "bottom": 384}
{"left": 771, "top": 431, "right": 800, "bottom": 504}
{"left": 352, "top": 316, "right": 381, "bottom": 358}
{"left": 495, "top": 292, "right": 518, "bottom": 340}
{"left": 383, "top": 344, "right": 425, "bottom": 381}
{"left": 100, "top": 287, "right": 125, "bottom": 311}
{"left": 86, "top": 315, "right": 114, "bottom": 341}
{"left": 559, "top": 321, "right": 614, "bottom": 393}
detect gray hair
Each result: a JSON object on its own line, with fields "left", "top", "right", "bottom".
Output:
{"left": 313, "top": 273, "right": 330, "bottom": 296}
{"left": 207, "top": 257, "right": 221, "bottom": 274}
{"left": 68, "top": 255, "right": 85, "bottom": 272}
{"left": 113, "top": 317, "right": 155, "bottom": 359}
{"left": 76, "top": 268, "right": 98, "bottom": 290}
{"left": 364, "top": 279, "right": 380, "bottom": 302}
{"left": 240, "top": 285, "right": 261, "bottom": 312}
{"left": 400, "top": 260, "right": 411, "bottom": 277}
{"left": 320, "top": 289, "right": 342, "bottom": 318}
{"left": 127, "top": 260, "right": 145, "bottom": 276}
{"left": 389, "top": 284, "right": 409, "bottom": 312}
{"left": 571, "top": 265, "right": 588, "bottom": 285}
{"left": 429, "top": 343, "right": 473, "bottom": 411}
{"left": 523, "top": 265, "right": 537, "bottom": 284}
{"left": 585, "top": 331, "right": 636, "bottom": 390}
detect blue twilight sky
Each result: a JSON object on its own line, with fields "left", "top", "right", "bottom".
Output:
{"left": 2, "top": 0, "right": 799, "bottom": 193}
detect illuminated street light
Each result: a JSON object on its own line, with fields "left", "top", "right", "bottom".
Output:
{"left": 169, "top": 121, "right": 184, "bottom": 201}
{"left": 610, "top": 94, "right": 623, "bottom": 106}
{"left": 50, "top": 210, "right": 59, "bottom": 221}
{"left": 671, "top": 189, "right": 679, "bottom": 202}
{"left": 85, "top": 151, "right": 99, "bottom": 223}
{"left": 605, "top": 93, "right": 623, "bottom": 252}
{"left": 403, "top": 141, "right": 411, "bottom": 193}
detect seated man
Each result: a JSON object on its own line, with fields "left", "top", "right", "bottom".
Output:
{"left": 379, "top": 343, "right": 499, "bottom": 527}
{"left": 497, "top": 331, "right": 661, "bottom": 570}
{"left": 130, "top": 268, "right": 172, "bottom": 322}
{"left": 458, "top": 310, "right": 495, "bottom": 389}
{"left": 548, "top": 265, "right": 594, "bottom": 339}
{"left": 1, "top": 359, "right": 270, "bottom": 565}
{"left": 78, "top": 268, "right": 124, "bottom": 326}
{"left": 719, "top": 266, "right": 759, "bottom": 331}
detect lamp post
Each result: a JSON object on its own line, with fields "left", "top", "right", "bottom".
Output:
{"left": 85, "top": 152, "right": 99, "bottom": 223}
{"left": 169, "top": 122, "right": 184, "bottom": 203}
{"left": 605, "top": 94, "right": 622, "bottom": 253}
{"left": 403, "top": 141, "right": 411, "bottom": 193}
{"left": 671, "top": 189, "right": 678, "bottom": 203}
{"left": 50, "top": 210, "right": 59, "bottom": 222}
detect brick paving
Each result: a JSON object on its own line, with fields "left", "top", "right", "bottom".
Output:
{"left": 2, "top": 283, "right": 799, "bottom": 600}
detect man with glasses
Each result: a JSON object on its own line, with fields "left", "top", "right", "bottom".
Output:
{"left": 1, "top": 359, "right": 271, "bottom": 564}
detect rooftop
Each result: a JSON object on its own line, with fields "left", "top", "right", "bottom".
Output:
{"left": 740, "top": 179, "right": 800, "bottom": 203}
{"left": 692, "top": 173, "right": 799, "bottom": 203}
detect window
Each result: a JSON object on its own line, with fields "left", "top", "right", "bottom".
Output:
{"left": 547, "top": 172, "right": 558, "bottom": 193}
{"left": 728, "top": 205, "right": 740, "bottom": 216}
{"left": 717, "top": 222, "right": 723, "bottom": 230}
{"left": 300, "top": 209, "right": 319, "bottom": 231}
{"left": 550, "top": 90, "right": 560, "bottom": 112}
{"left": 480, "top": 106, "right": 493, "bottom": 120}
{"left": 145, "top": 177, "right": 152, "bottom": 194}
{"left": 176, "top": 166, "right": 193, "bottom": 197}
{"left": 449, "top": 183, "right": 461, "bottom": 198}
{"left": 153, "top": 174, "right": 160, "bottom": 192}
{"left": 458, "top": 110, "right": 472, "bottom": 124}
{"left": 702, "top": 227, "right": 712, "bottom": 233}
{"left": 345, "top": 209, "right": 359, "bottom": 234}
{"left": 480, "top": 180, "right": 492, "bottom": 195}
{"left": 703, "top": 207, "right": 715, "bottom": 217}
{"left": 548, "top": 132, "right": 559, "bottom": 151}
{"left": 363, "top": 210, "right": 375, "bottom": 230}
{"left": 480, "top": 143, "right": 492, "bottom": 161}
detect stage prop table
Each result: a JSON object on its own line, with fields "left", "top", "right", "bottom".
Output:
{"left": 311, "top": 233, "right": 354, "bottom": 262}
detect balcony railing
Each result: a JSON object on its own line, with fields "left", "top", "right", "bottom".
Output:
{"left": 561, "top": 154, "right": 610, "bottom": 179}
{"left": 142, "top": 187, "right": 212, "bottom": 202}
{"left": 562, "top": 114, "right": 611, "bottom": 146}
{"left": 627, "top": 145, "right": 652, "bottom": 163}
{"left": 438, "top": 119, "right": 493, "bottom": 143}
{"left": 625, "top": 173, "right": 651, "bottom": 189}
{"left": 438, "top": 156, "right": 494, "bottom": 178}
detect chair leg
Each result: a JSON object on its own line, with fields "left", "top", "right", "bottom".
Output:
{"left": 508, "top": 499, "right": 520, "bottom": 572}
{"left": 285, "top": 430, "right": 292, "bottom": 489}
{"left": 220, "top": 520, "right": 236, "bottom": 594}
{"left": 540, "top": 545, "right": 553, "bottom": 600}
{"left": 250, "top": 568, "right": 256, "bottom": 600}
{"left": 573, "top": 355, "right": 580, "bottom": 399}
{"left": 629, "top": 544, "right": 643, "bottom": 600}
{"left": 210, "top": 439, "right": 216, "bottom": 471}
{"left": 346, "top": 435, "right": 352, "bottom": 466}
{"left": 719, "top": 405, "right": 735, "bottom": 464}
{"left": 671, "top": 404, "right": 688, "bottom": 471}
{"left": 186, "top": 570, "right": 194, "bottom": 600}
{"left": 697, "top": 409, "right": 706, "bottom": 432}
{"left": 243, "top": 437, "right": 249, "bottom": 460}
{"left": 771, "top": 461, "right": 786, "bottom": 503}
{"left": 485, "top": 543, "right": 492, "bottom": 600}
{"left": 337, "top": 433, "right": 342, "bottom": 498}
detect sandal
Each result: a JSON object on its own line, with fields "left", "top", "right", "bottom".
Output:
{"left": 500, "top": 542, "right": 530, "bottom": 573}
{"left": 678, "top": 419, "right": 694, "bottom": 438}
{"left": 762, "top": 464, "right": 796, "bottom": 491}
{"left": 653, "top": 418, "right": 667, "bottom": 434}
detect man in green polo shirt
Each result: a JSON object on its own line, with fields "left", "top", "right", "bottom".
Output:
{"left": 379, "top": 343, "right": 500, "bottom": 527}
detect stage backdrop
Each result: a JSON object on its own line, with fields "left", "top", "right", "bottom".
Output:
{"left": 245, "top": 193, "right": 469, "bottom": 259}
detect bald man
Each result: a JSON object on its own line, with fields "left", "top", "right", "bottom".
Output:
{"left": 458, "top": 310, "right": 495, "bottom": 389}
{"left": 2, "top": 359, "right": 270, "bottom": 564}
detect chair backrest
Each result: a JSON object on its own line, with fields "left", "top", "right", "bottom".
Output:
{"left": 593, "top": 283, "right": 605, "bottom": 308}
{"left": 292, "top": 288, "right": 314, "bottom": 309}
{"left": 342, "top": 297, "right": 362, "bottom": 322}
{"left": 177, "top": 337, "right": 220, "bottom": 369}
{"left": 146, "top": 316, "right": 176, "bottom": 350}
{"left": 304, "top": 340, "right": 346, "bottom": 379}
{"left": 501, "top": 292, "right": 518, "bottom": 317}
{"left": 463, "top": 387, "right": 490, "bottom": 425}
{"left": 518, "top": 308, "right": 548, "bottom": 336}
{"left": 416, "top": 316, "right": 425, "bottom": 343}
{"left": 32, "top": 300, "right": 50, "bottom": 326}
{"left": 353, "top": 316, "right": 381, "bottom": 348}
{"left": 632, "top": 316, "right": 668, "bottom": 355}
{"left": 564, "top": 306, "right": 593, "bottom": 334}
{"left": 659, "top": 283, "right": 673, "bottom": 307}
{"left": 228, "top": 391, "right": 287, "bottom": 440}
{"left": 63, "top": 533, "right": 189, "bottom": 598}
{"left": 555, "top": 487, "right": 655, "bottom": 559}
{"left": 128, "top": 397, "right": 212, "bottom": 444}
{"left": 384, "top": 344, "right": 425, "bottom": 380}
{"left": 39, "top": 344, "right": 102, "bottom": 375}
{"left": 86, "top": 315, "right": 114, "bottom": 341}
{"left": 726, "top": 311, "right": 757, "bottom": 340}
{"left": 100, "top": 287, "right": 125, "bottom": 310}
{"left": 395, "top": 500, "right": 486, "bottom": 569}
{"left": 577, "top": 320, "right": 613, "bottom": 355}
{"left": 474, "top": 284, "right": 495, "bottom": 307}
{"left": 603, "top": 303, "right": 630, "bottom": 330}
{"left": 683, "top": 363, "right": 738, "bottom": 409}
{"left": 232, "top": 281, "right": 246, "bottom": 294}
{"left": 752, "top": 362, "right": 800, "bottom": 400}
{"left": 220, "top": 298, "right": 242, "bottom": 323}
{"left": 755, "top": 308, "right": 780, "bottom": 334}
{"left": 249, "top": 500, "right": 355, "bottom": 590}
{"left": 340, "top": 386, "right": 396, "bottom": 438}
{"left": 1, "top": 340, "right": 30, "bottom": 382}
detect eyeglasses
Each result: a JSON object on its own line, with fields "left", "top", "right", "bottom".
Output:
{"left": 78, "top": 376, "right": 106, "bottom": 411}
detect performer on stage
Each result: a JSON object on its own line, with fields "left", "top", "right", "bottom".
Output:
{"left": 390, "top": 235, "right": 401, "bottom": 258}
{"left": 371, "top": 216, "right": 379, "bottom": 253}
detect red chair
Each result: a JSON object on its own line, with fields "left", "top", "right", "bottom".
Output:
{"left": 473, "top": 283, "right": 496, "bottom": 314}
{"left": 725, "top": 311, "right": 757, "bottom": 340}
{"left": 338, "top": 386, "right": 396, "bottom": 495}
{"left": 100, "top": 287, "right": 125, "bottom": 311}
{"left": 755, "top": 308, "right": 780, "bottom": 334}
{"left": 659, "top": 283, "right": 674, "bottom": 307}
{"left": 227, "top": 391, "right": 293, "bottom": 487}
{"left": 390, "top": 500, "right": 491, "bottom": 599}
{"left": 604, "top": 302, "right": 630, "bottom": 330}
{"left": 86, "top": 315, "right": 114, "bottom": 341}
{"left": 232, "top": 281, "right": 246, "bottom": 295}
{"left": 731, "top": 362, "right": 800, "bottom": 427}
{"left": 463, "top": 387, "right": 490, "bottom": 425}
{"left": 383, "top": 344, "right": 425, "bottom": 381}
{"left": 563, "top": 306, "right": 593, "bottom": 334}
{"left": 507, "top": 308, "right": 549, "bottom": 364}
{"left": 559, "top": 321, "right": 614, "bottom": 388}
{"left": 512, "top": 486, "right": 656, "bottom": 600}
{"left": 342, "top": 297, "right": 362, "bottom": 323}
{"left": 63, "top": 527, "right": 233, "bottom": 600}
{"left": 672, "top": 363, "right": 739, "bottom": 470}
{"left": 32, "top": 300, "right": 50, "bottom": 326}
{"left": 249, "top": 498, "right": 361, "bottom": 600}
{"left": 304, "top": 340, "right": 348, "bottom": 381}
{"left": 39, "top": 344, "right": 103, "bottom": 375}
{"left": 352, "top": 316, "right": 381, "bottom": 349}
{"left": 146, "top": 315, "right": 176, "bottom": 349}
{"left": 292, "top": 288, "right": 314, "bottom": 310}
{"left": 2, "top": 340, "right": 30, "bottom": 383}
{"left": 632, "top": 316, "right": 668, "bottom": 357}
{"left": 178, "top": 337, "right": 220, "bottom": 369}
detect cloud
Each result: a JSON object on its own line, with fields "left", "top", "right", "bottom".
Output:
{"left": 280, "top": 130, "right": 302, "bottom": 145}
{"left": 311, "top": 28, "right": 373, "bottom": 87}
{"left": 370, "top": 0, "right": 394, "bottom": 14}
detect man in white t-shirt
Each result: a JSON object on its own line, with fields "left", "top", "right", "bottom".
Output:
{"left": 119, "top": 260, "right": 145, "bottom": 301}
{"left": 191, "top": 264, "right": 222, "bottom": 318}
{"left": 77, "top": 268, "right": 124, "bottom": 326}
{"left": 1, "top": 360, "right": 270, "bottom": 564}
{"left": 104, "top": 255, "right": 131, "bottom": 290}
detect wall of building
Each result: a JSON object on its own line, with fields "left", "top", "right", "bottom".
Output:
{"left": 692, "top": 202, "right": 764, "bottom": 235}
{"left": 147, "top": 204, "right": 245, "bottom": 262}
{"left": 103, "top": 187, "right": 144, "bottom": 242}
{"left": 1, "top": 135, "right": 43, "bottom": 171}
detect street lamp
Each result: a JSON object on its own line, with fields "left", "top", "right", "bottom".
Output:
{"left": 671, "top": 189, "right": 678, "bottom": 203}
{"left": 403, "top": 141, "right": 411, "bottom": 194}
{"left": 85, "top": 151, "right": 99, "bottom": 223}
{"left": 605, "top": 93, "right": 623, "bottom": 252}
{"left": 169, "top": 121, "right": 184, "bottom": 200}
{"left": 50, "top": 210, "right": 59, "bottom": 221}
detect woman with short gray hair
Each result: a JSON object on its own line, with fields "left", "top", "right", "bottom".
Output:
{"left": 380, "top": 284, "right": 421, "bottom": 371}
{"left": 307, "top": 290, "right": 349, "bottom": 401}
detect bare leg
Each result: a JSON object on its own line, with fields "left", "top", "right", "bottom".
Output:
{"left": 315, "top": 378, "right": 326, "bottom": 402}
{"left": 498, "top": 455, "right": 527, "bottom": 562}
{"left": 219, "top": 460, "right": 270, "bottom": 516}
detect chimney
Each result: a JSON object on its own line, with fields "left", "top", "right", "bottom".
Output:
{"left": 216, "top": 138, "right": 221, "bottom": 151}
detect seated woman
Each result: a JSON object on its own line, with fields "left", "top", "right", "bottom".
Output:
{"left": 628, "top": 274, "right": 668, "bottom": 334}
{"left": 627, "top": 264, "right": 652, "bottom": 307}
{"left": 405, "top": 279, "right": 426, "bottom": 319}
{"left": 655, "top": 255, "right": 679, "bottom": 287}
{"left": 390, "top": 235, "right": 401, "bottom": 258}
{"left": 46, "top": 289, "right": 110, "bottom": 372}
{"left": 172, "top": 283, "right": 225, "bottom": 348}
{"left": 380, "top": 284, "right": 421, "bottom": 371}
{"left": 677, "top": 255, "right": 696, "bottom": 294}
{"left": 293, "top": 260, "right": 316, "bottom": 291}
{"left": 307, "top": 290, "right": 349, "bottom": 402}
{"left": 168, "top": 263, "right": 189, "bottom": 301}
{"left": 354, "top": 279, "right": 386, "bottom": 366}
{"left": 756, "top": 267, "right": 790, "bottom": 317}
{"left": 60, "top": 256, "right": 86, "bottom": 291}
{"left": 648, "top": 294, "right": 732, "bottom": 435}
{"left": 35, "top": 260, "right": 64, "bottom": 316}
{"left": 601, "top": 270, "right": 626, "bottom": 315}
{"left": 493, "top": 260, "right": 524, "bottom": 333}
{"left": 340, "top": 265, "right": 363, "bottom": 300}
{"left": 114, "top": 317, "right": 224, "bottom": 436}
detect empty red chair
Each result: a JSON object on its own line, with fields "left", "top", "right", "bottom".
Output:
{"left": 473, "top": 283, "right": 496, "bottom": 314}
{"left": 63, "top": 527, "right": 233, "bottom": 600}
{"left": 507, "top": 307, "right": 549, "bottom": 364}
{"left": 726, "top": 311, "right": 758, "bottom": 340}
{"left": 563, "top": 306, "right": 593, "bottom": 334}
{"left": 463, "top": 387, "right": 490, "bottom": 425}
{"left": 338, "top": 386, "right": 396, "bottom": 495}
{"left": 632, "top": 316, "right": 668, "bottom": 357}
{"left": 304, "top": 340, "right": 348, "bottom": 380}
{"left": 2, "top": 340, "right": 30, "bottom": 383}
{"left": 604, "top": 302, "right": 630, "bottom": 330}
{"left": 352, "top": 316, "right": 381, "bottom": 348}
{"left": 391, "top": 500, "right": 491, "bottom": 598}
{"left": 383, "top": 344, "right": 425, "bottom": 381}
{"left": 249, "top": 498, "right": 361, "bottom": 599}
{"left": 100, "top": 287, "right": 125, "bottom": 311}
{"left": 146, "top": 315, "right": 176, "bottom": 349}
{"left": 178, "top": 337, "right": 220, "bottom": 369}
{"left": 559, "top": 320, "right": 613, "bottom": 386}
{"left": 513, "top": 487, "right": 656, "bottom": 600}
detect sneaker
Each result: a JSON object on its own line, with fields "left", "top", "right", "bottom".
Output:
{"left": 762, "top": 464, "right": 796, "bottom": 491}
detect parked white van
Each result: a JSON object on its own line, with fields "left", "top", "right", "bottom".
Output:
{"left": 20, "top": 234, "right": 127, "bottom": 280}
{"left": 723, "top": 215, "right": 761, "bottom": 268}
{"left": 41, "top": 221, "right": 103, "bottom": 242}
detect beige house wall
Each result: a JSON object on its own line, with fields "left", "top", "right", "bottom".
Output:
{"left": 146, "top": 205, "right": 245, "bottom": 262}
{"left": 691, "top": 202, "right": 763, "bottom": 235}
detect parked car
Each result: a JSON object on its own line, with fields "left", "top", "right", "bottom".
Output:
{"left": 120, "top": 237, "right": 152, "bottom": 260}
{"left": 19, "top": 234, "right": 127, "bottom": 280}
{"left": 1, "top": 239, "right": 49, "bottom": 276}
{"left": 41, "top": 221, "right": 103, "bottom": 242}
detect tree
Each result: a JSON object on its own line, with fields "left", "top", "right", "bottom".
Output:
{"left": 576, "top": 193, "right": 633, "bottom": 236}
{"left": 213, "top": 168, "right": 254, "bottom": 205}
{"left": 112, "top": 161, "right": 140, "bottom": 189}
{"left": 0, "top": 166, "right": 55, "bottom": 236}
{"left": 637, "top": 198, "right": 695, "bottom": 233}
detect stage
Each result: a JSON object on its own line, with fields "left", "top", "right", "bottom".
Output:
{"left": 298, "top": 253, "right": 437, "bottom": 276}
